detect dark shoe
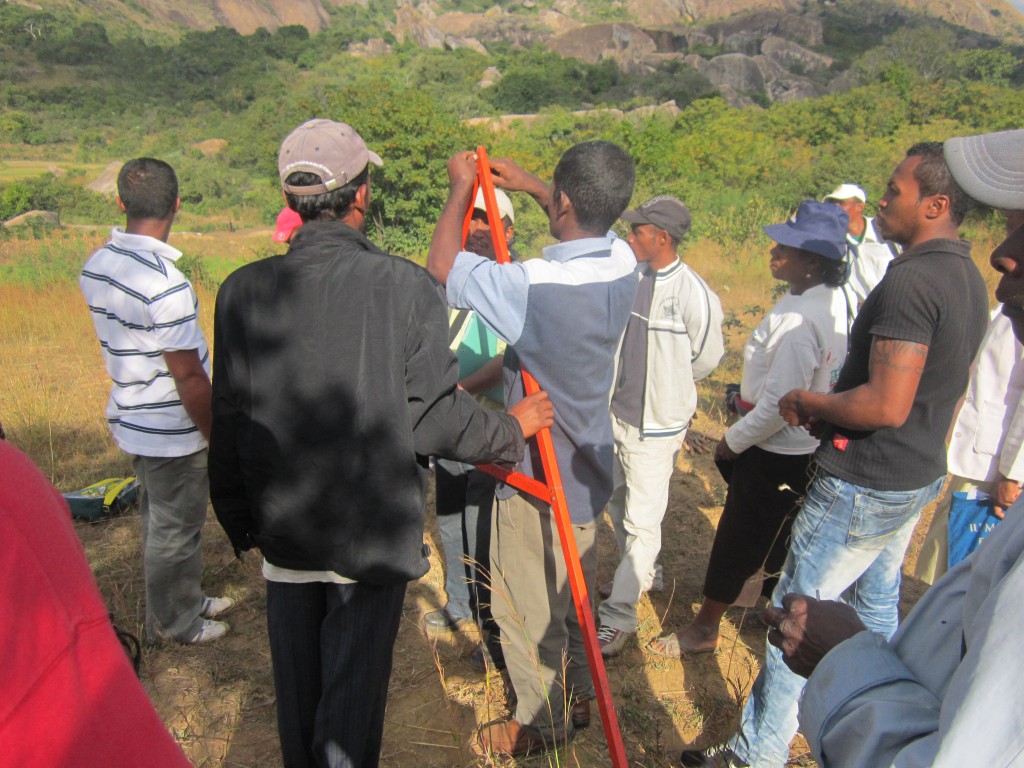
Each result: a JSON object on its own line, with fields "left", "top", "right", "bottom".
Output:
{"left": 469, "top": 637, "right": 508, "bottom": 672}
{"left": 422, "top": 607, "right": 471, "bottom": 634}
{"left": 597, "top": 624, "right": 632, "bottom": 657}
{"left": 478, "top": 718, "right": 552, "bottom": 757}
{"left": 679, "top": 743, "right": 749, "bottom": 768}
{"left": 571, "top": 698, "right": 592, "bottom": 729}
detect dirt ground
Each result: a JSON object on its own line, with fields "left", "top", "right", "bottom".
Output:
{"left": 75, "top": 404, "right": 940, "bottom": 768}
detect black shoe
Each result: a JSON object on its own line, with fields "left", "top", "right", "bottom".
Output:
{"left": 469, "top": 631, "right": 507, "bottom": 671}
{"left": 422, "top": 607, "right": 471, "bottom": 634}
{"left": 679, "top": 744, "right": 749, "bottom": 768}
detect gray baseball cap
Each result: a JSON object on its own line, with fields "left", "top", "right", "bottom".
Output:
{"left": 621, "top": 195, "right": 692, "bottom": 240}
{"left": 945, "top": 129, "right": 1024, "bottom": 210}
{"left": 278, "top": 119, "right": 383, "bottom": 196}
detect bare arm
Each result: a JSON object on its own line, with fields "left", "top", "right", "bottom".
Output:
{"left": 164, "top": 348, "right": 212, "bottom": 441}
{"left": 488, "top": 156, "right": 551, "bottom": 212}
{"left": 427, "top": 151, "right": 477, "bottom": 286}
{"left": 460, "top": 354, "right": 504, "bottom": 396}
{"left": 779, "top": 336, "right": 928, "bottom": 431}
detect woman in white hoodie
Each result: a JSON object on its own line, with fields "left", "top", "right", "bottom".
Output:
{"left": 652, "top": 201, "right": 850, "bottom": 657}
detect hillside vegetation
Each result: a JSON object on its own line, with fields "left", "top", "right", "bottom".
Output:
{"left": 1, "top": 0, "right": 1022, "bottom": 262}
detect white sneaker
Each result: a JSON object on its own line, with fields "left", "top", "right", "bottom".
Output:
{"left": 189, "top": 619, "right": 229, "bottom": 644}
{"left": 201, "top": 595, "right": 235, "bottom": 619}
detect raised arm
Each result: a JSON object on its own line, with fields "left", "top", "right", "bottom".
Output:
{"left": 427, "top": 151, "right": 477, "bottom": 286}
{"left": 779, "top": 336, "right": 927, "bottom": 431}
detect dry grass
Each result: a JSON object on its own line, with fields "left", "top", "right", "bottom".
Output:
{"left": 0, "top": 225, "right": 1005, "bottom": 767}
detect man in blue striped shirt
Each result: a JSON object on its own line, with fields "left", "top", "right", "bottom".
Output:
{"left": 80, "top": 158, "right": 232, "bottom": 645}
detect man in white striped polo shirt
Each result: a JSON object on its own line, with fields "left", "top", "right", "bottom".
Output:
{"left": 80, "top": 158, "right": 232, "bottom": 644}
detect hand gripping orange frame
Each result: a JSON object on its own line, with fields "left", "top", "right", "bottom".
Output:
{"left": 467, "top": 146, "right": 628, "bottom": 768}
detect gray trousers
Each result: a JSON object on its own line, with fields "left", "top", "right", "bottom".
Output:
{"left": 490, "top": 493, "right": 597, "bottom": 741}
{"left": 133, "top": 449, "right": 209, "bottom": 642}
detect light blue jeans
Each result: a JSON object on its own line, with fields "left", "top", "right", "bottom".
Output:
{"left": 729, "top": 466, "right": 943, "bottom": 767}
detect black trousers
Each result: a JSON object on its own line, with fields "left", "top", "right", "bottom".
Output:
{"left": 703, "top": 446, "right": 812, "bottom": 604}
{"left": 266, "top": 578, "right": 406, "bottom": 768}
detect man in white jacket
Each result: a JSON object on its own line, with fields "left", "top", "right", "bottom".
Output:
{"left": 597, "top": 196, "right": 725, "bottom": 657}
{"left": 764, "top": 127, "right": 1024, "bottom": 768}
{"left": 915, "top": 304, "right": 1024, "bottom": 583}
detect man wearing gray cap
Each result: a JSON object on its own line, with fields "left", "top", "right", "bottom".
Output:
{"left": 752, "top": 128, "right": 1024, "bottom": 768}
{"left": 596, "top": 195, "right": 724, "bottom": 657}
{"left": 208, "top": 119, "right": 552, "bottom": 768}
{"left": 822, "top": 182, "right": 897, "bottom": 317}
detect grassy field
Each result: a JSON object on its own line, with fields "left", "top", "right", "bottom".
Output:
{"left": 0, "top": 222, "right": 1007, "bottom": 767}
{"left": 0, "top": 159, "right": 108, "bottom": 184}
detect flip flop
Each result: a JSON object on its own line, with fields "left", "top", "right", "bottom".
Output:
{"left": 647, "top": 632, "right": 716, "bottom": 658}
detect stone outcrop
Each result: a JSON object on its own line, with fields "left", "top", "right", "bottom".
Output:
{"left": 761, "top": 35, "right": 833, "bottom": 74}
{"left": 548, "top": 23, "right": 658, "bottom": 74}
{"left": 393, "top": 4, "right": 446, "bottom": 48}
{"left": 86, "top": 162, "right": 122, "bottom": 196}
{"left": 348, "top": 38, "right": 393, "bottom": 57}
{"left": 702, "top": 9, "right": 824, "bottom": 48}
{"left": 478, "top": 66, "right": 502, "bottom": 89}
{"left": 699, "top": 53, "right": 766, "bottom": 97}
{"left": 4, "top": 210, "right": 60, "bottom": 227}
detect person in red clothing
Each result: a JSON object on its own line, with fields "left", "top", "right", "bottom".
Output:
{"left": 0, "top": 440, "right": 191, "bottom": 768}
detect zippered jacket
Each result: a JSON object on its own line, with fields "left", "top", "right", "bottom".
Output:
{"left": 619, "top": 259, "right": 724, "bottom": 438}
{"left": 209, "top": 220, "right": 525, "bottom": 584}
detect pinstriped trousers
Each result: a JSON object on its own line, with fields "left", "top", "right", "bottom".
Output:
{"left": 266, "top": 579, "right": 406, "bottom": 768}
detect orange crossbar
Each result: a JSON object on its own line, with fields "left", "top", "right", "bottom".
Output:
{"left": 468, "top": 146, "right": 628, "bottom": 768}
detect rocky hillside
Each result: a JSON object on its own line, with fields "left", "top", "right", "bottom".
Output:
{"left": 11, "top": 0, "right": 1024, "bottom": 38}
{"left": 7, "top": 0, "right": 1023, "bottom": 109}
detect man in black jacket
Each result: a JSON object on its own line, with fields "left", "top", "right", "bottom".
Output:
{"left": 208, "top": 118, "right": 552, "bottom": 768}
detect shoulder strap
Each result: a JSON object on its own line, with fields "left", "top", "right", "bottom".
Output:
{"left": 448, "top": 308, "right": 472, "bottom": 349}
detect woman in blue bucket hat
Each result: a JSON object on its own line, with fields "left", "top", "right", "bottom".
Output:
{"left": 652, "top": 201, "right": 851, "bottom": 659}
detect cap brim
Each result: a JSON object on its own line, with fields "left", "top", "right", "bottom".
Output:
{"left": 367, "top": 150, "right": 383, "bottom": 167}
{"left": 945, "top": 130, "right": 1024, "bottom": 211}
{"left": 620, "top": 210, "right": 650, "bottom": 225}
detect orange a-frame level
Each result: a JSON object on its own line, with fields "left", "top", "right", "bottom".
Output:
{"left": 465, "top": 146, "right": 629, "bottom": 768}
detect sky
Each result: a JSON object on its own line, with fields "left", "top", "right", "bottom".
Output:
{"left": 1011, "top": 0, "right": 1024, "bottom": 12}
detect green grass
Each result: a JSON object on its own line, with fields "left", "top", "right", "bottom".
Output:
{"left": 0, "top": 160, "right": 107, "bottom": 184}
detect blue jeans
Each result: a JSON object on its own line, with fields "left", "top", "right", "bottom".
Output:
{"left": 729, "top": 466, "right": 943, "bottom": 767}
{"left": 434, "top": 459, "right": 497, "bottom": 623}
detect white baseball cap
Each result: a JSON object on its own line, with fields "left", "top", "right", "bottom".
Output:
{"left": 823, "top": 183, "right": 867, "bottom": 203}
{"left": 473, "top": 187, "right": 515, "bottom": 224}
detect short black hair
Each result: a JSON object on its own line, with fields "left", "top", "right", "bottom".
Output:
{"left": 552, "top": 141, "right": 635, "bottom": 235}
{"left": 117, "top": 158, "right": 178, "bottom": 220}
{"left": 906, "top": 141, "right": 970, "bottom": 226}
{"left": 283, "top": 168, "right": 368, "bottom": 223}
